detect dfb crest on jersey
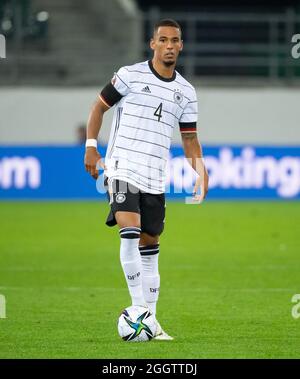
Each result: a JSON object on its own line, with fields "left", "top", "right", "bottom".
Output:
{"left": 116, "top": 192, "right": 126, "bottom": 204}
{"left": 173, "top": 89, "right": 184, "bottom": 104}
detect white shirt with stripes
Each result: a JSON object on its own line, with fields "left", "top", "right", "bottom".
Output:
{"left": 100, "top": 60, "right": 198, "bottom": 194}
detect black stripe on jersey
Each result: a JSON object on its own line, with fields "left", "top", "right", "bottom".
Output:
{"left": 182, "top": 112, "right": 198, "bottom": 115}
{"left": 115, "top": 145, "right": 167, "bottom": 162}
{"left": 131, "top": 91, "right": 184, "bottom": 110}
{"left": 124, "top": 68, "right": 152, "bottom": 75}
{"left": 121, "top": 157, "right": 164, "bottom": 173}
{"left": 117, "top": 167, "right": 164, "bottom": 183}
{"left": 126, "top": 101, "right": 179, "bottom": 120}
{"left": 124, "top": 112, "right": 175, "bottom": 130}
{"left": 100, "top": 83, "right": 123, "bottom": 107}
{"left": 129, "top": 81, "right": 191, "bottom": 101}
{"left": 179, "top": 121, "right": 197, "bottom": 131}
{"left": 116, "top": 73, "right": 130, "bottom": 88}
{"left": 118, "top": 134, "right": 169, "bottom": 151}
{"left": 122, "top": 123, "right": 171, "bottom": 140}
{"left": 189, "top": 101, "right": 197, "bottom": 104}
{"left": 107, "top": 107, "right": 122, "bottom": 158}
{"left": 175, "top": 79, "right": 194, "bottom": 90}
{"left": 115, "top": 174, "right": 163, "bottom": 192}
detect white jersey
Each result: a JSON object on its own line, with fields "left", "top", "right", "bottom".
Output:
{"left": 100, "top": 60, "right": 198, "bottom": 194}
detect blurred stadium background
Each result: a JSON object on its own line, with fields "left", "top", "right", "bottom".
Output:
{"left": 0, "top": 0, "right": 299, "bottom": 358}
{"left": 0, "top": 0, "right": 299, "bottom": 199}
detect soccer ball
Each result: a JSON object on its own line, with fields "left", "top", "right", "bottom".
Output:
{"left": 117, "top": 305, "right": 157, "bottom": 342}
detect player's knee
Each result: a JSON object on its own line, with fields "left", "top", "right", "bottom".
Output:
{"left": 140, "top": 232, "right": 159, "bottom": 246}
{"left": 115, "top": 211, "right": 140, "bottom": 230}
{"left": 142, "top": 223, "right": 164, "bottom": 239}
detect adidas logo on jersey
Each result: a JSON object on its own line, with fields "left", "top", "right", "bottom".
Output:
{"left": 141, "top": 85, "right": 151, "bottom": 93}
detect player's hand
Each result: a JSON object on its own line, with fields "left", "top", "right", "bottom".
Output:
{"left": 84, "top": 147, "right": 106, "bottom": 180}
{"left": 192, "top": 166, "right": 209, "bottom": 203}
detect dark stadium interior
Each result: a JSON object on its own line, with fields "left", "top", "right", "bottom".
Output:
{"left": 0, "top": 0, "right": 299, "bottom": 84}
{"left": 137, "top": 0, "right": 300, "bottom": 12}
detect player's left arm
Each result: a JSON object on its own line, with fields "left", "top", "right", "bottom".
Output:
{"left": 181, "top": 132, "right": 209, "bottom": 201}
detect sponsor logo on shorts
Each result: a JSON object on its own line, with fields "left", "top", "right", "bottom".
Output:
{"left": 116, "top": 192, "right": 126, "bottom": 203}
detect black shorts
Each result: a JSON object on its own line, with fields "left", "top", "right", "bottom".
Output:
{"left": 104, "top": 178, "right": 166, "bottom": 236}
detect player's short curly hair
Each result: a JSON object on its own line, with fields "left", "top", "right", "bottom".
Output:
{"left": 153, "top": 18, "right": 182, "bottom": 37}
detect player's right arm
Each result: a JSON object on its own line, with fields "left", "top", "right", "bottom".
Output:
{"left": 84, "top": 67, "right": 130, "bottom": 179}
{"left": 84, "top": 96, "right": 110, "bottom": 179}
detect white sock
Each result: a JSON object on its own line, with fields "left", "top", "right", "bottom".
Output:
{"left": 119, "top": 227, "right": 146, "bottom": 307}
{"left": 139, "top": 244, "right": 160, "bottom": 317}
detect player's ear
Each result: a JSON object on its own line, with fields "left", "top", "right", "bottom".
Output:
{"left": 179, "top": 40, "right": 183, "bottom": 51}
{"left": 150, "top": 38, "right": 155, "bottom": 51}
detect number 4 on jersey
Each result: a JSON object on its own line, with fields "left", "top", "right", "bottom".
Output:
{"left": 154, "top": 103, "right": 163, "bottom": 122}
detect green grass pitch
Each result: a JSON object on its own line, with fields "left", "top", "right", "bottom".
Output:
{"left": 0, "top": 201, "right": 299, "bottom": 358}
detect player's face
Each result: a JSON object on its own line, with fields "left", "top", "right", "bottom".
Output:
{"left": 150, "top": 26, "right": 183, "bottom": 66}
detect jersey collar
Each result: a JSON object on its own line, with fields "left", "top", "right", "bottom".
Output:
{"left": 148, "top": 60, "right": 176, "bottom": 82}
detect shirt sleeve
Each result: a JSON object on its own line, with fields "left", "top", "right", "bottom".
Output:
{"left": 179, "top": 88, "right": 198, "bottom": 133}
{"left": 99, "top": 67, "right": 130, "bottom": 107}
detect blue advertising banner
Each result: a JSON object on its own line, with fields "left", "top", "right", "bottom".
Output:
{"left": 0, "top": 145, "right": 299, "bottom": 200}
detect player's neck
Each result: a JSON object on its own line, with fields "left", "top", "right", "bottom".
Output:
{"left": 151, "top": 58, "right": 175, "bottom": 80}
